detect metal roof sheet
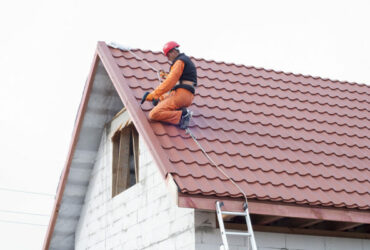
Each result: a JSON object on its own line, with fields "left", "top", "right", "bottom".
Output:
{"left": 107, "top": 44, "right": 370, "bottom": 210}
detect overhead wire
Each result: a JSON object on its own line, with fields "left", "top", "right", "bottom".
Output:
{"left": 0, "top": 219, "right": 47, "bottom": 227}
{"left": 0, "top": 189, "right": 53, "bottom": 228}
{"left": 0, "top": 209, "right": 50, "bottom": 217}
{"left": 0, "top": 187, "right": 54, "bottom": 197}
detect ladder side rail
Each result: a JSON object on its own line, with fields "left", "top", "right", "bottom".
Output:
{"left": 216, "top": 201, "right": 230, "bottom": 250}
{"left": 244, "top": 206, "right": 257, "bottom": 250}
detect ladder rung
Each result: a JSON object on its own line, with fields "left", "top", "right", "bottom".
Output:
{"left": 225, "top": 231, "right": 251, "bottom": 237}
{"left": 216, "top": 201, "right": 257, "bottom": 250}
{"left": 221, "top": 211, "right": 248, "bottom": 216}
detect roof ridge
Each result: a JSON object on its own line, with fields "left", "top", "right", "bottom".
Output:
{"left": 116, "top": 51, "right": 370, "bottom": 96}
{"left": 127, "top": 47, "right": 370, "bottom": 91}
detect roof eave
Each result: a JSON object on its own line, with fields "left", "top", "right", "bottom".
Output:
{"left": 178, "top": 193, "right": 370, "bottom": 224}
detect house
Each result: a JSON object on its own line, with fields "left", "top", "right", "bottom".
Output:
{"left": 43, "top": 41, "right": 370, "bottom": 250}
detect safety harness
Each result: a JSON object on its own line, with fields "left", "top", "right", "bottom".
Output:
{"left": 171, "top": 83, "right": 195, "bottom": 94}
{"left": 170, "top": 53, "right": 197, "bottom": 94}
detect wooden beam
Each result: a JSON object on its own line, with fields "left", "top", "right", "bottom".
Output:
{"left": 297, "top": 220, "right": 323, "bottom": 228}
{"left": 178, "top": 194, "right": 370, "bottom": 224}
{"left": 253, "top": 225, "right": 370, "bottom": 239}
{"left": 332, "top": 222, "right": 363, "bottom": 231}
{"left": 224, "top": 223, "right": 370, "bottom": 239}
{"left": 222, "top": 214, "right": 236, "bottom": 221}
{"left": 119, "top": 128, "right": 131, "bottom": 191}
{"left": 111, "top": 107, "right": 127, "bottom": 121}
{"left": 131, "top": 126, "right": 139, "bottom": 183}
{"left": 111, "top": 132, "right": 120, "bottom": 197}
{"left": 254, "top": 216, "right": 283, "bottom": 225}
{"left": 355, "top": 224, "right": 370, "bottom": 233}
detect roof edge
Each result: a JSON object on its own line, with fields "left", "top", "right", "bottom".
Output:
{"left": 126, "top": 48, "right": 370, "bottom": 88}
{"left": 178, "top": 194, "right": 370, "bottom": 224}
{"left": 43, "top": 51, "right": 100, "bottom": 250}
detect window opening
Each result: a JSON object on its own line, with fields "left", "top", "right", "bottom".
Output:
{"left": 112, "top": 124, "right": 139, "bottom": 197}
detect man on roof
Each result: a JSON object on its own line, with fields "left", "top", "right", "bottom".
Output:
{"left": 142, "top": 41, "right": 197, "bottom": 129}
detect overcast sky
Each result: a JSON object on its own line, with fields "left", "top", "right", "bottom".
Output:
{"left": 0, "top": 0, "right": 369, "bottom": 249}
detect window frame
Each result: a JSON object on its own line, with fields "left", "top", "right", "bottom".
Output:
{"left": 111, "top": 118, "right": 139, "bottom": 197}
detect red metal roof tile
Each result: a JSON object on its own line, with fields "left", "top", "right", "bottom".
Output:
{"left": 107, "top": 44, "right": 370, "bottom": 211}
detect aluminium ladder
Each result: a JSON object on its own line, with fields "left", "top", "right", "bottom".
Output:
{"left": 216, "top": 201, "right": 258, "bottom": 250}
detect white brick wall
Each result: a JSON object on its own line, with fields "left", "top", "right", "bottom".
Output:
{"left": 194, "top": 210, "right": 370, "bottom": 250}
{"left": 75, "top": 115, "right": 195, "bottom": 250}
{"left": 74, "top": 112, "right": 369, "bottom": 250}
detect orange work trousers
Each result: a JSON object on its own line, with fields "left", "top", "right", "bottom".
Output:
{"left": 149, "top": 88, "right": 194, "bottom": 125}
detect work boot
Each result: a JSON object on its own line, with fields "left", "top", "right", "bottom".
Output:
{"left": 179, "top": 108, "right": 192, "bottom": 129}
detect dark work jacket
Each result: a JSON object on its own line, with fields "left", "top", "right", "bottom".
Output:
{"left": 171, "top": 53, "right": 197, "bottom": 86}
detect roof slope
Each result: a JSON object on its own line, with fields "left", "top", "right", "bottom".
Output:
{"left": 45, "top": 42, "right": 370, "bottom": 249}
{"left": 108, "top": 44, "right": 370, "bottom": 211}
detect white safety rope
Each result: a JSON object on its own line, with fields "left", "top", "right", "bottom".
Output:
{"left": 126, "top": 50, "right": 162, "bottom": 83}
{"left": 108, "top": 42, "right": 162, "bottom": 84}
{"left": 185, "top": 128, "right": 249, "bottom": 205}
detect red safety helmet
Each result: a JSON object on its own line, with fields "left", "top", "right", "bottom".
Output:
{"left": 163, "top": 41, "right": 180, "bottom": 56}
